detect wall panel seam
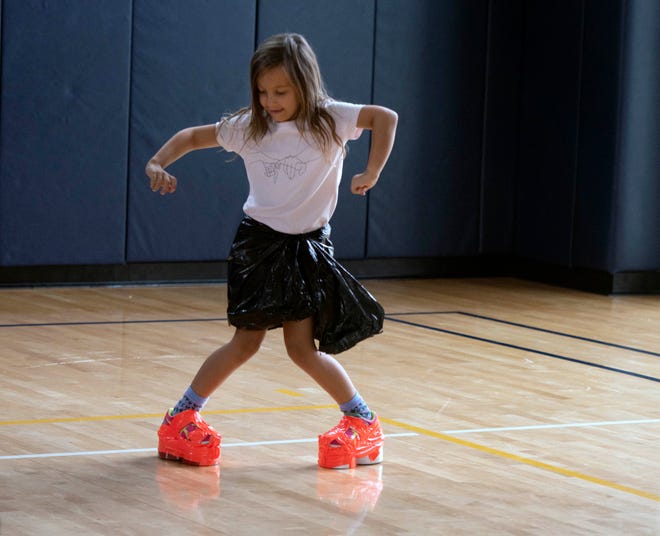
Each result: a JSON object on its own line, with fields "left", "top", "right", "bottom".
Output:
{"left": 124, "top": 0, "right": 136, "bottom": 264}
{"left": 478, "top": 0, "right": 493, "bottom": 254}
{"left": 569, "top": 0, "right": 586, "bottom": 269}
{"left": 609, "top": 0, "right": 628, "bottom": 272}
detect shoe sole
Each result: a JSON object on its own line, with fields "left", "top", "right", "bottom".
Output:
{"left": 157, "top": 437, "right": 221, "bottom": 466}
{"left": 158, "top": 449, "right": 220, "bottom": 466}
{"left": 319, "top": 445, "right": 383, "bottom": 470}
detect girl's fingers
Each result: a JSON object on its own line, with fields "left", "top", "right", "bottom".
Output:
{"left": 160, "top": 177, "right": 170, "bottom": 195}
{"left": 150, "top": 172, "right": 177, "bottom": 195}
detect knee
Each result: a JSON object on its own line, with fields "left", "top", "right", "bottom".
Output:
{"left": 230, "top": 329, "right": 264, "bottom": 360}
{"left": 285, "top": 340, "right": 317, "bottom": 368}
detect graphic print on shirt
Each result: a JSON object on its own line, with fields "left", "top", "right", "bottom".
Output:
{"left": 250, "top": 148, "right": 322, "bottom": 184}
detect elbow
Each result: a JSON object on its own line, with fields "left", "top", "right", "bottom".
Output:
{"left": 374, "top": 107, "right": 398, "bottom": 132}
{"left": 388, "top": 108, "right": 398, "bottom": 124}
{"left": 390, "top": 110, "right": 398, "bottom": 131}
{"left": 383, "top": 108, "right": 398, "bottom": 130}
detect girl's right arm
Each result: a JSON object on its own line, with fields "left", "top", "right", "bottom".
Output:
{"left": 145, "top": 124, "right": 219, "bottom": 195}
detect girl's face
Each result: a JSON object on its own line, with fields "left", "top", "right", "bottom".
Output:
{"left": 257, "top": 66, "right": 300, "bottom": 122}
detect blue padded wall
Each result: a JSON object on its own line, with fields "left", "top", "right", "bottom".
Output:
{"left": 479, "top": 0, "right": 522, "bottom": 254}
{"left": 126, "top": 0, "right": 255, "bottom": 262}
{"left": 613, "top": 0, "right": 660, "bottom": 271}
{"left": 515, "top": 0, "right": 660, "bottom": 274}
{"left": 0, "top": 0, "right": 131, "bottom": 265}
{"left": 256, "top": 0, "right": 375, "bottom": 259}
{"left": 368, "top": 0, "right": 487, "bottom": 257}
{"left": 571, "top": 0, "right": 623, "bottom": 272}
{"left": 1, "top": 0, "right": 658, "bottom": 287}
{"left": 514, "top": 1, "right": 583, "bottom": 266}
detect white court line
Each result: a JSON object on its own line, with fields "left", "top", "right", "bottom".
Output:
{"left": 0, "top": 432, "right": 418, "bottom": 461}
{"left": 443, "top": 418, "right": 660, "bottom": 434}
{"left": 3, "top": 418, "right": 658, "bottom": 461}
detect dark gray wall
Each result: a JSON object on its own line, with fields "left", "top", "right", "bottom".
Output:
{"left": 514, "top": 0, "right": 660, "bottom": 274}
{"left": 126, "top": 0, "right": 254, "bottom": 262}
{"left": 1, "top": 0, "right": 658, "bottom": 286}
{"left": 612, "top": 0, "right": 660, "bottom": 272}
{"left": 1, "top": 0, "right": 131, "bottom": 265}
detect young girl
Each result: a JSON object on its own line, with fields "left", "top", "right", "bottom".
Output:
{"left": 146, "top": 33, "right": 397, "bottom": 469}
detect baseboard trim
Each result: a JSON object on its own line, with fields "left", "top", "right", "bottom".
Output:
{"left": 0, "top": 257, "right": 506, "bottom": 288}
{"left": 612, "top": 271, "right": 660, "bottom": 294}
{"left": 0, "top": 258, "right": 658, "bottom": 294}
{"left": 513, "top": 260, "right": 660, "bottom": 294}
{"left": 0, "top": 262, "right": 230, "bottom": 287}
{"left": 512, "top": 260, "right": 615, "bottom": 294}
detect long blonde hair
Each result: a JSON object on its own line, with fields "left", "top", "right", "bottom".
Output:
{"left": 225, "top": 33, "right": 343, "bottom": 156}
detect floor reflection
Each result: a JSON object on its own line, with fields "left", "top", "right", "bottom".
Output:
{"left": 156, "top": 459, "right": 221, "bottom": 512}
{"left": 153, "top": 456, "right": 384, "bottom": 533}
{"left": 316, "top": 464, "right": 384, "bottom": 532}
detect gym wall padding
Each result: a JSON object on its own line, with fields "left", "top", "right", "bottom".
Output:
{"left": 479, "top": 0, "right": 523, "bottom": 255}
{"left": 612, "top": 0, "right": 660, "bottom": 272}
{"left": 515, "top": 1, "right": 584, "bottom": 267}
{"left": 126, "top": 0, "right": 255, "bottom": 262}
{"left": 1, "top": 0, "right": 659, "bottom": 291}
{"left": 256, "top": 0, "right": 375, "bottom": 259}
{"left": 571, "top": 0, "right": 624, "bottom": 273}
{"left": 368, "top": 0, "right": 487, "bottom": 257}
{"left": 0, "top": 0, "right": 132, "bottom": 266}
{"left": 514, "top": 0, "right": 660, "bottom": 277}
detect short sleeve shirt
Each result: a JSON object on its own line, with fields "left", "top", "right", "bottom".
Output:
{"left": 216, "top": 101, "right": 363, "bottom": 234}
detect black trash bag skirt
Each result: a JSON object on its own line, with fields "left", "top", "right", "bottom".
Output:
{"left": 227, "top": 217, "right": 384, "bottom": 354}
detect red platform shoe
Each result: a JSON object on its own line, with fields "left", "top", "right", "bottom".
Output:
{"left": 318, "top": 415, "right": 384, "bottom": 469}
{"left": 157, "top": 409, "right": 221, "bottom": 466}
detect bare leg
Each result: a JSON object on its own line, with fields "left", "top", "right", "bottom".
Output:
{"left": 282, "top": 317, "right": 356, "bottom": 405}
{"left": 190, "top": 328, "right": 266, "bottom": 398}
{"left": 281, "top": 318, "right": 383, "bottom": 469}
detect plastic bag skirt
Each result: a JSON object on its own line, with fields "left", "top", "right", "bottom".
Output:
{"left": 227, "top": 217, "right": 384, "bottom": 354}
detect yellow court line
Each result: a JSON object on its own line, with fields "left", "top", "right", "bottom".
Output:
{"left": 5, "top": 407, "right": 656, "bottom": 502}
{"left": 276, "top": 389, "right": 305, "bottom": 397}
{"left": 0, "top": 404, "right": 337, "bottom": 426}
{"left": 381, "top": 417, "right": 660, "bottom": 503}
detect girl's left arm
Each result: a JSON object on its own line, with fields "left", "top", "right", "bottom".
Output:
{"left": 352, "top": 105, "right": 398, "bottom": 195}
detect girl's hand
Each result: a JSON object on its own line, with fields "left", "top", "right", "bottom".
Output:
{"left": 350, "top": 171, "right": 378, "bottom": 196}
{"left": 143, "top": 124, "right": 219, "bottom": 196}
{"left": 146, "top": 161, "right": 177, "bottom": 195}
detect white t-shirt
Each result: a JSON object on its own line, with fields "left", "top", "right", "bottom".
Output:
{"left": 216, "top": 101, "right": 364, "bottom": 234}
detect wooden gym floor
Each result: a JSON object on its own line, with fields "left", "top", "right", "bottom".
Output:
{"left": 0, "top": 278, "right": 658, "bottom": 535}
